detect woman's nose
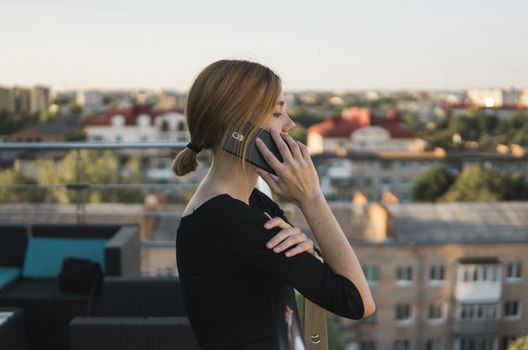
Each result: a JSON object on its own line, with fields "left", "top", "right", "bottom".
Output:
{"left": 283, "top": 116, "right": 295, "bottom": 133}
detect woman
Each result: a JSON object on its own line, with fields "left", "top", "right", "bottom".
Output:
{"left": 172, "top": 59, "right": 375, "bottom": 350}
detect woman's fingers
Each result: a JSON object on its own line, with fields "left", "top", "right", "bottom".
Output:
{"left": 296, "top": 141, "right": 313, "bottom": 165}
{"left": 255, "top": 168, "right": 280, "bottom": 192}
{"left": 267, "top": 229, "right": 306, "bottom": 251}
{"left": 264, "top": 216, "right": 291, "bottom": 230}
{"left": 269, "top": 128, "right": 294, "bottom": 164}
{"left": 284, "top": 240, "right": 314, "bottom": 257}
{"left": 282, "top": 134, "right": 303, "bottom": 161}
{"left": 255, "top": 138, "right": 285, "bottom": 175}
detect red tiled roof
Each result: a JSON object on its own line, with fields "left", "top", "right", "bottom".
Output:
{"left": 307, "top": 108, "right": 416, "bottom": 139}
{"left": 84, "top": 105, "right": 184, "bottom": 126}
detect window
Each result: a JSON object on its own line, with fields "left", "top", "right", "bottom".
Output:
{"left": 428, "top": 303, "right": 444, "bottom": 320}
{"left": 396, "top": 265, "right": 413, "bottom": 283}
{"left": 381, "top": 161, "right": 393, "bottom": 169}
{"left": 457, "top": 303, "right": 498, "bottom": 320}
{"left": 363, "top": 177, "right": 372, "bottom": 187}
{"left": 426, "top": 339, "right": 443, "bottom": 350}
{"left": 160, "top": 120, "right": 170, "bottom": 132}
{"left": 395, "top": 304, "right": 412, "bottom": 322}
{"left": 380, "top": 177, "right": 392, "bottom": 186}
{"left": 504, "top": 301, "right": 520, "bottom": 318}
{"left": 460, "top": 264, "right": 498, "bottom": 283}
{"left": 457, "top": 336, "right": 495, "bottom": 350}
{"left": 360, "top": 341, "right": 376, "bottom": 350}
{"left": 400, "top": 177, "right": 410, "bottom": 186}
{"left": 506, "top": 262, "right": 522, "bottom": 281}
{"left": 429, "top": 264, "right": 446, "bottom": 283}
{"left": 363, "top": 265, "right": 380, "bottom": 284}
{"left": 393, "top": 340, "right": 410, "bottom": 350}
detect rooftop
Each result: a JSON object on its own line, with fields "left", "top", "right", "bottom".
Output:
{"left": 385, "top": 201, "right": 528, "bottom": 244}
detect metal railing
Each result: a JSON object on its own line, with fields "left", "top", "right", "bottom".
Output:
{"left": 0, "top": 141, "right": 201, "bottom": 226}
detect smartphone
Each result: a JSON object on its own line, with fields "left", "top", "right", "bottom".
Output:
{"left": 222, "top": 121, "right": 291, "bottom": 176}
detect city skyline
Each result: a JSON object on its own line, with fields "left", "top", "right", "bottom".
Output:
{"left": 1, "top": 0, "right": 527, "bottom": 91}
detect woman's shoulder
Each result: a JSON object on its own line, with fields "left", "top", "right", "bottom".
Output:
{"left": 249, "top": 188, "right": 284, "bottom": 217}
{"left": 179, "top": 190, "right": 268, "bottom": 225}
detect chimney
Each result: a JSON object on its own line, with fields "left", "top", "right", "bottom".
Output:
{"left": 381, "top": 191, "right": 399, "bottom": 204}
{"left": 365, "top": 203, "right": 391, "bottom": 242}
{"left": 353, "top": 191, "right": 369, "bottom": 205}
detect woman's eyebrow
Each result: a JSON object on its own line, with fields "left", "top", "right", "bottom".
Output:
{"left": 276, "top": 101, "right": 285, "bottom": 106}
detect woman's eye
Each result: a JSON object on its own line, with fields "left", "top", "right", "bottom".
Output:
{"left": 273, "top": 113, "right": 282, "bottom": 118}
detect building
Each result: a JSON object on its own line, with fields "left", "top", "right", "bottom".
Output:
{"left": 76, "top": 90, "right": 106, "bottom": 114}
{"left": 277, "top": 198, "right": 528, "bottom": 350}
{"left": 467, "top": 88, "right": 522, "bottom": 108}
{"left": 321, "top": 200, "right": 528, "bottom": 350}
{"left": 30, "top": 85, "right": 51, "bottom": 114}
{"left": 441, "top": 103, "right": 528, "bottom": 120}
{"left": 0, "top": 85, "right": 50, "bottom": 114}
{"left": 307, "top": 108, "right": 426, "bottom": 154}
{"left": 311, "top": 146, "right": 527, "bottom": 202}
{"left": 0, "top": 86, "right": 16, "bottom": 112}
{"left": 83, "top": 105, "right": 192, "bottom": 182}
{"left": 83, "top": 105, "right": 188, "bottom": 143}
{"left": 7, "top": 116, "right": 84, "bottom": 143}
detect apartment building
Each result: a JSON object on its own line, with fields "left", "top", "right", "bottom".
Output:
{"left": 320, "top": 201, "right": 528, "bottom": 350}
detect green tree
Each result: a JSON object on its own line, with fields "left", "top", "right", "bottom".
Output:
{"left": 289, "top": 124, "right": 307, "bottom": 144}
{"left": 35, "top": 149, "right": 146, "bottom": 204}
{"left": 290, "top": 106, "right": 324, "bottom": 129}
{"left": 508, "top": 336, "right": 528, "bottom": 350}
{"left": 0, "top": 168, "right": 28, "bottom": 203}
{"left": 412, "top": 165, "right": 455, "bottom": 202}
{"left": 448, "top": 115, "right": 479, "bottom": 140}
{"left": 440, "top": 165, "right": 508, "bottom": 202}
{"left": 404, "top": 111, "right": 420, "bottom": 131}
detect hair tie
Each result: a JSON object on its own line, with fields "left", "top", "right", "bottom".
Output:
{"left": 186, "top": 142, "right": 202, "bottom": 154}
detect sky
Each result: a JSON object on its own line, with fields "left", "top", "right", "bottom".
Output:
{"left": 1, "top": 0, "right": 527, "bottom": 92}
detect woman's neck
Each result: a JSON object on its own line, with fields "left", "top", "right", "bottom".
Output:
{"left": 198, "top": 156, "right": 259, "bottom": 205}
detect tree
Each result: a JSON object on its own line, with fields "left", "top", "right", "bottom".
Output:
{"left": 412, "top": 165, "right": 455, "bottom": 202}
{"left": 35, "top": 149, "right": 146, "bottom": 204}
{"left": 440, "top": 165, "right": 508, "bottom": 202}
{"left": 508, "top": 336, "right": 528, "bottom": 350}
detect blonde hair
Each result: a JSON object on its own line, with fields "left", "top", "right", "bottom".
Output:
{"left": 171, "top": 59, "right": 282, "bottom": 179}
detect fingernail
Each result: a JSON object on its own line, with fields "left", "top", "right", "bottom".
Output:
{"left": 256, "top": 137, "right": 262, "bottom": 143}
{"left": 266, "top": 242, "right": 272, "bottom": 248}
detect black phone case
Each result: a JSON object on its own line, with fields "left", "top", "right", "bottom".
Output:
{"left": 222, "top": 122, "right": 289, "bottom": 176}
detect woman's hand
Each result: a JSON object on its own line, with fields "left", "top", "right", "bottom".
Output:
{"left": 263, "top": 212, "right": 323, "bottom": 262}
{"left": 254, "top": 128, "right": 323, "bottom": 208}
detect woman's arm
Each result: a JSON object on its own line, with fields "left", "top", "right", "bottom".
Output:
{"left": 298, "top": 193, "right": 376, "bottom": 317}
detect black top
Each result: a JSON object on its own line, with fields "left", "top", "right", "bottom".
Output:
{"left": 176, "top": 188, "right": 364, "bottom": 350}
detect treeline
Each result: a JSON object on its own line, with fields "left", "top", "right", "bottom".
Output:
{"left": 413, "top": 164, "right": 528, "bottom": 202}
{"left": 0, "top": 150, "right": 146, "bottom": 204}
{"left": 417, "top": 111, "right": 528, "bottom": 150}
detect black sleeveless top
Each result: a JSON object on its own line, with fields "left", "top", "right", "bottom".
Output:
{"left": 176, "top": 188, "right": 364, "bottom": 350}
